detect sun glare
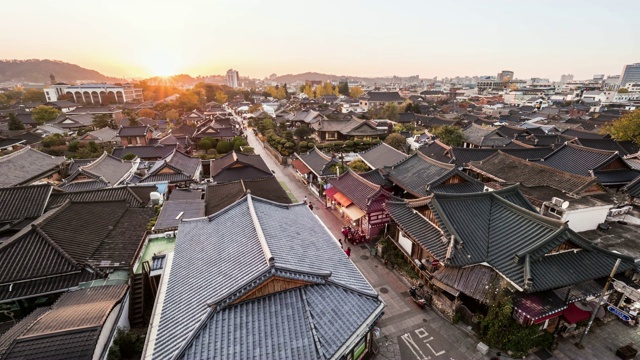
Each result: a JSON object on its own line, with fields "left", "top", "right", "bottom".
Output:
{"left": 148, "top": 58, "right": 181, "bottom": 77}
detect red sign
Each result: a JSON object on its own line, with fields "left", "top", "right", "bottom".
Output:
{"left": 431, "top": 259, "right": 439, "bottom": 267}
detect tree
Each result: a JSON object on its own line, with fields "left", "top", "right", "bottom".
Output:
{"left": 23, "top": 88, "right": 46, "bottom": 102}
{"left": 68, "top": 140, "right": 80, "bottom": 152}
{"left": 128, "top": 117, "right": 140, "bottom": 126}
{"left": 41, "top": 133, "right": 66, "bottom": 148}
{"left": 303, "top": 84, "right": 315, "bottom": 98}
{"left": 198, "top": 139, "right": 213, "bottom": 151}
{"left": 385, "top": 133, "right": 406, "bottom": 151}
{"left": 348, "top": 159, "right": 370, "bottom": 173}
{"left": 165, "top": 109, "right": 179, "bottom": 122}
{"left": 138, "top": 108, "right": 155, "bottom": 119}
{"left": 294, "top": 126, "right": 311, "bottom": 140}
{"left": 601, "top": 109, "right": 640, "bottom": 145}
{"left": 431, "top": 125, "right": 465, "bottom": 146}
{"left": 381, "top": 103, "right": 399, "bottom": 121}
{"left": 8, "top": 113, "right": 24, "bottom": 130}
{"left": 216, "top": 141, "right": 233, "bottom": 154}
{"left": 122, "top": 153, "right": 137, "bottom": 160}
{"left": 618, "top": 88, "right": 629, "bottom": 93}
{"left": 241, "top": 146, "right": 255, "bottom": 154}
{"left": 32, "top": 105, "right": 60, "bottom": 125}
{"left": 92, "top": 114, "right": 112, "bottom": 129}
{"left": 214, "top": 91, "right": 228, "bottom": 104}
{"left": 338, "top": 82, "right": 350, "bottom": 96}
{"left": 349, "top": 86, "right": 364, "bottom": 98}
{"left": 0, "top": 93, "right": 8, "bottom": 104}
{"left": 248, "top": 104, "right": 262, "bottom": 113}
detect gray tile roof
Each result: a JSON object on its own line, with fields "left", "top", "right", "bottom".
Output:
{"left": 116, "top": 125, "right": 152, "bottom": 137}
{"left": 462, "top": 124, "right": 511, "bottom": 147}
{"left": 540, "top": 143, "right": 617, "bottom": 177}
{"left": 329, "top": 170, "right": 389, "bottom": 211}
{"left": 363, "top": 91, "right": 404, "bottom": 102}
{"left": 0, "top": 147, "right": 65, "bottom": 187}
{"left": 296, "top": 147, "right": 336, "bottom": 177}
{"left": 154, "top": 200, "right": 205, "bottom": 231}
{"left": 47, "top": 186, "right": 149, "bottom": 209}
{"left": 386, "top": 151, "right": 470, "bottom": 197}
{"left": 64, "top": 152, "right": 135, "bottom": 186}
{"left": 449, "top": 146, "right": 554, "bottom": 167}
{"left": 141, "top": 149, "right": 200, "bottom": 184}
{"left": 622, "top": 175, "right": 640, "bottom": 197}
{"left": 418, "top": 141, "right": 452, "bottom": 164}
{"left": 58, "top": 179, "right": 108, "bottom": 192}
{"left": 111, "top": 145, "right": 177, "bottom": 160}
{"left": 205, "top": 177, "right": 291, "bottom": 215}
{"left": 0, "top": 184, "right": 52, "bottom": 223}
{"left": 210, "top": 151, "right": 272, "bottom": 183}
{"left": 152, "top": 195, "right": 379, "bottom": 360}
{"left": 429, "top": 189, "right": 636, "bottom": 292}
{"left": 358, "top": 142, "right": 407, "bottom": 169}
{"left": 359, "top": 169, "right": 390, "bottom": 187}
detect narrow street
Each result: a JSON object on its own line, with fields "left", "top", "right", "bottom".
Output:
{"left": 241, "top": 117, "right": 640, "bottom": 360}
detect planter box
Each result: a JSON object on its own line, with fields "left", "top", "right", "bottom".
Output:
{"left": 616, "top": 345, "right": 637, "bottom": 360}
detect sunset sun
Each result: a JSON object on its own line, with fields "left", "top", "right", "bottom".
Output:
{"left": 148, "top": 58, "right": 181, "bottom": 77}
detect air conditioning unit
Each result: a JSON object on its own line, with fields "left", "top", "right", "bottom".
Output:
{"left": 164, "top": 231, "right": 176, "bottom": 238}
{"left": 551, "top": 197, "right": 565, "bottom": 207}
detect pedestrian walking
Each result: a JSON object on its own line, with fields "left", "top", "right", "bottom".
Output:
{"left": 338, "top": 239, "right": 343, "bottom": 249}
{"left": 308, "top": 203, "right": 314, "bottom": 210}
{"left": 345, "top": 247, "right": 351, "bottom": 257}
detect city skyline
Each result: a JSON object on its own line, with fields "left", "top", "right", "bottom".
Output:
{"left": 2, "top": 0, "right": 639, "bottom": 81}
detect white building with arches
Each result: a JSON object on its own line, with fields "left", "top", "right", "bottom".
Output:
{"left": 44, "top": 83, "right": 143, "bottom": 104}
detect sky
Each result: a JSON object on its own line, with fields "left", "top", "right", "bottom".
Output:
{"left": 2, "top": 0, "right": 640, "bottom": 81}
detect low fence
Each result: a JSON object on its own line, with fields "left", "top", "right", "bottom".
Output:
{"left": 259, "top": 137, "right": 288, "bottom": 165}
{"left": 456, "top": 304, "right": 482, "bottom": 333}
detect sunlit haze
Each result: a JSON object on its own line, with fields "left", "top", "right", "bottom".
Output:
{"left": 2, "top": 0, "right": 640, "bottom": 80}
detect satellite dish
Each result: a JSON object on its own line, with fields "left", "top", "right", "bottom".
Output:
{"left": 561, "top": 201, "right": 570, "bottom": 209}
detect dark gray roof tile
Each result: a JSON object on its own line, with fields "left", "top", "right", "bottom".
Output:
{"left": 358, "top": 142, "right": 407, "bottom": 169}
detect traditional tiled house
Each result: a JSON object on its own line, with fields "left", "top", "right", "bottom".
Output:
{"left": 461, "top": 123, "right": 511, "bottom": 148}
{"left": 144, "top": 195, "right": 384, "bottom": 360}
{"left": 0, "top": 146, "right": 66, "bottom": 187}
{"left": 111, "top": 144, "right": 177, "bottom": 161}
{"left": 311, "top": 117, "right": 386, "bottom": 142}
{"left": 117, "top": 125, "right": 154, "bottom": 146}
{"left": 357, "top": 142, "right": 408, "bottom": 170}
{"left": 204, "top": 177, "right": 291, "bottom": 215}
{"left": 359, "top": 91, "right": 405, "bottom": 110}
{"left": 292, "top": 147, "right": 338, "bottom": 195}
{"left": 209, "top": 151, "right": 272, "bottom": 183}
{"left": 60, "top": 152, "right": 137, "bottom": 191}
{"left": 138, "top": 149, "right": 201, "bottom": 185}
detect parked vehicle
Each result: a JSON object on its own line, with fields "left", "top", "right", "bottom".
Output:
{"left": 409, "top": 285, "right": 431, "bottom": 309}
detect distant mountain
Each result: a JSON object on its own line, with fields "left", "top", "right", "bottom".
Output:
{"left": 0, "top": 59, "right": 124, "bottom": 84}
{"left": 272, "top": 72, "right": 417, "bottom": 85}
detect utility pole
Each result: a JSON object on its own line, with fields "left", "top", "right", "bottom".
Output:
{"left": 576, "top": 258, "right": 621, "bottom": 348}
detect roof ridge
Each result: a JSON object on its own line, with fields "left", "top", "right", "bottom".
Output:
{"left": 32, "top": 225, "right": 80, "bottom": 267}
{"left": 415, "top": 151, "right": 456, "bottom": 169}
{"left": 246, "top": 194, "right": 274, "bottom": 266}
{"left": 301, "top": 287, "right": 327, "bottom": 359}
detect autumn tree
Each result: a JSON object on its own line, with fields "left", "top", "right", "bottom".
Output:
{"left": 618, "top": 88, "right": 629, "bottom": 93}
{"left": 431, "top": 125, "right": 465, "bottom": 146}
{"left": 248, "top": 104, "right": 262, "bottom": 113}
{"left": 303, "top": 84, "right": 315, "bottom": 98}
{"left": 23, "top": 88, "right": 46, "bottom": 103}
{"left": 349, "top": 86, "right": 364, "bottom": 98}
{"left": 0, "top": 93, "right": 9, "bottom": 104}
{"left": 214, "top": 91, "right": 228, "bottom": 104}
{"left": 385, "top": 133, "right": 406, "bottom": 151}
{"left": 92, "top": 114, "right": 112, "bottom": 129}
{"left": 31, "top": 105, "right": 60, "bottom": 124}
{"left": 165, "top": 109, "right": 179, "bottom": 122}
{"left": 8, "top": 113, "right": 24, "bottom": 130}
{"left": 348, "top": 159, "right": 370, "bottom": 173}
{"left": 138, "top": 108, "right": 155, "bottom": 119}
{"left": 601, "top": 109, "right": 640, "bottom": 145}
{"left": 381, "top": 103, "right": 399, "bottom": 121}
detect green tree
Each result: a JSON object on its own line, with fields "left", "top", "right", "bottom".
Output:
{"left": 349, "top": 159, "right": 370, "bottom": 173}
{"left": 241, "top": 146, "right": 255, "bottom": 154}
{"left": 8, "top": 113, "right": 24, "bottom": 130}
{"left": 381, "top": 103, "right": 399, "bottom": 121}
{"left": 31, "top": 105, "right": 61, "bottom": 124}
{"left": 294, "top": 126, "right": 311, "bottom": 140}
{"left": 198, "top": 139, "right": 213, "bottom": 151}
{"left": 338, "top": 82, "right": 350, "bottom": 96}
{"left": 68, "top": 140, "right": 80, "bottom": 152}
{"left": 601, "top": 109, "right": 640, "bottom": 145}
{"left": 107, "top": 328, "right": 144, "bottom": 360}
{"left": 92, "top": 114, "right": 112, "bottom": 129}
{"left": 23, "top": 88, "right": 46, "bottom": 102}
{"left": 41, "top": 133, "right": 66, "bottom": 148}
{"left": 216, "top": 141, "right": 233, "bottom": 153}
{"left": 385, "top": 133, "right": 406, "bottom": 151}
{"left": 122, "top": 153, "right": 136, "bottom": 160}
{"left": 431, "top": 125, "right": 465, "bottom": 146}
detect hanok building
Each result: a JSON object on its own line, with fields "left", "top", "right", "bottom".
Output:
{"left": 461, "top": 123, "right": 511, "bottom": 148}
{"left": 286, "top": 109, "right": 324, "bottom": 127}
{"left": 0, "top": 285, "right": 128, "bottom": 359}
{"left": 59, "top": 152, "right": 137, "bottom": 192}
{"left": 111, "top": 144, "right": 177, "bottom": 161}
{"left": 385, "top": 151, "right": 484, "bottom": 198}
{"left": 209, "top": 151, "right": 272, "bottom": 183}
{"left": 357, "top": 142, "right": 408, "bottom": 170}
{"left": 311, "top": 117, "right": 386, "bottom": 142}
{"left": 384, "top": 186, "right": 637, "bottom": 332}
{"left": 204, "top": 177, "right": 291, "bottom": 216}
{"left": 137, "top": 149, "right": 201, "bottom": 185}
{"left": 327, "top": 170, "right": 397, "bottom": 237}
{"left": 117, "top": 125, "right": 154, "bottom": 146}
{"left": 0, "top": 146, "right": 66, "bottom": 188}
{"left": 359, "top": 91, "right": 405, "bottom": 111}
{"left": 144, "top": 195, "right": 384, "bottom": 360}
{"left": 292, "top": 147, "right": 338, "bottom": 196}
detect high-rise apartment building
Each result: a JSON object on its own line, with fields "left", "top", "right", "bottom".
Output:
{"left": 620, "top": 63, "right": 640, "bottom": 87}
{"left": 226, "top": 69, "right": 240, "bottom": 88}
{"left": 560, "top": 74, "right": 574, "bottom": 83}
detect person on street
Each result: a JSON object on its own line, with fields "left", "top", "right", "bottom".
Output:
{"left": 345, "top": 247, "right": 351, "bottom": 257}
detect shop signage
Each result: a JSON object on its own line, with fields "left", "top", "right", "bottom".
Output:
{"left": 607, "top": 304, "right": 631, "bottom": 322}
{"left": 431, "top": 259, "right": 439, "bottom": 267}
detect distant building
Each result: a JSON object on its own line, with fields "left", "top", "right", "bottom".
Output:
{"left": 559, "top": 74, "right": 574, "bottom": 84}
{"left": 226, "top": 69, "right": 240, "bottom": 88}
{"left": 497, "top": 70, "right": 514, "bottom": 82}
{"left": 620, "top": 62, "right": 640, "bottom": 87}
{"left": 43, "top": 83, "right": 143, "bottom": 104}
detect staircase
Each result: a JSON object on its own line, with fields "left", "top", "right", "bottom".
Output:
{"left": 129, "top": 273, "right": 145, "bottom": 328}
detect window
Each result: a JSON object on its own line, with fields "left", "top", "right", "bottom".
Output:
{"left": 353, "top": 334, "right": 368, "bottom": 360}
{"left": 327, "top": 132, "right": 338, "bottom": 140}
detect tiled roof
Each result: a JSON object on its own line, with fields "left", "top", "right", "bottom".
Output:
{"left": 622, "top": 175, "right": 640, "bottom": 198}
{"left": 47, "top": 186, "right": 149, "bottom": 209}
{"left": 0, "top": 146, "right": 65, "bottom": 187}
{"left": 67, "top": 158, "right": 95, "bottom": 174}
{"left": 449, "top": 146, "right": 554, "bottom": 167}
{"left": 296, "top": 147, "right": 336, "bottom": 177}
{"left": 205, "top": 177, "right": 291, "bottom": 216}
{"left": 329, "top": 170, "right": 390, "bottom": 211}
{"left": 64, "top": 152, "right": 134, "bottom": 186}
{"left": 418, "top": 141, "right": 452, "bottom": 164}
{"left": 312, "top": 118, "right": 384, "bottom": 136}
{"left": 414, "top": 115, "right": 460, "bottom": 128}
{"left": 397, "top": 112, "right": 416, "bottom": 123}
{"left": 363, "top": 91, "right": 404, "bottom": 102}
{"left": 572, "top": 138, "right": 636, "bottom": 155}
{"left": 561, "top": 128, "right": 608, "bottom": 140}
{"left": 111, "top": 145, "right": 177, "bottom": 160}
{"left": 210, "top": 151, "right": 272, "bottom": 183}
{"left": 386, "top": 152, "right": 462, "bottom": 197}
{"left": 429, "top": 190, "right": 636, "bottom": 292}
{"left": 140, "top": 149, "right": 200, "bottom": 184}
{"left": 358, "top": 142, "right": 407, "bottom": 169}
{"left": 468, "top": 151, "right": 601, "bottom": 196}
{"left": 116, "top": 125, "right": 151, "bottom": 137}
{"left": 385, "top": 200, "right": 448, "bottom": 260}
{"left": 0, "top": 307, "right": 49, "bottom": 357}
{"left": 0, "top": 285, "right": 127, "bottom": 360}
{"left": 151, "top": 195, "right": 380, "bottom": 359}
{"left": 58, "top": 179, "right": 107, "bottom": 192}
{"left": 540, "top": 143, "right": 619, "bottom": 177}
{"left": 0, "top": 184, "right": 52, "bottom": 223}
{"left": 462, "top": 124, "right": 510, "bottom": 147}
{"left": 359, "top": 169, "right": 390, "bottom": 187}
{"left": 430, "top": 181, "right": 485, "bottom": 194}
{"left": 496, "top": 125, "right": 529, "bottom": 139}
{"left": 154, "top": 200, "right": 205, "bottom": 230}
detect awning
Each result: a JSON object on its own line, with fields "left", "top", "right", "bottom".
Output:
{"left": 563, "top": 303, "right": 592, "bottom": 324}
{"left": 291, "top": 159, "right": 311, "bottom": 175}
{"left": 343, "top": 205, "right": 366, "bottom": 220}
{"left": 325, "top": 187, "right": 338, "bottom": 199}
{"left": 431, "top": 278, "right": 460, "bottom": 297}
{"left": 333, "top": 191, "right": 352, "bottom": 207}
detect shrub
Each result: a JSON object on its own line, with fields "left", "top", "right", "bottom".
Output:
{"left": 107, "top": 328, "right": 144, "bottom": 360}
{"left": 299, "top": 141, "right": 308, "bottom": 149}
{"left": 216, "top": 141, "right": 233, "bottom": 154}
{"left": 122, "top": 153, "right": 136, "bottom": 160}
{"left": 344, "top": 140, "right": 354, "bottom": 148}
{"left": 198, "top": 139, "right": 212, "bottom": 151}
{"left": 307, "top": 142, "right": 315, "bottom": 148}
{"left": 67, "top": 140, "right": 80, "bottom": 152}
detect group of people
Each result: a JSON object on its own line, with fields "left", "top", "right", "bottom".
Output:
{"left": 341, "top": 226, "right": 367, "bottom": 245}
